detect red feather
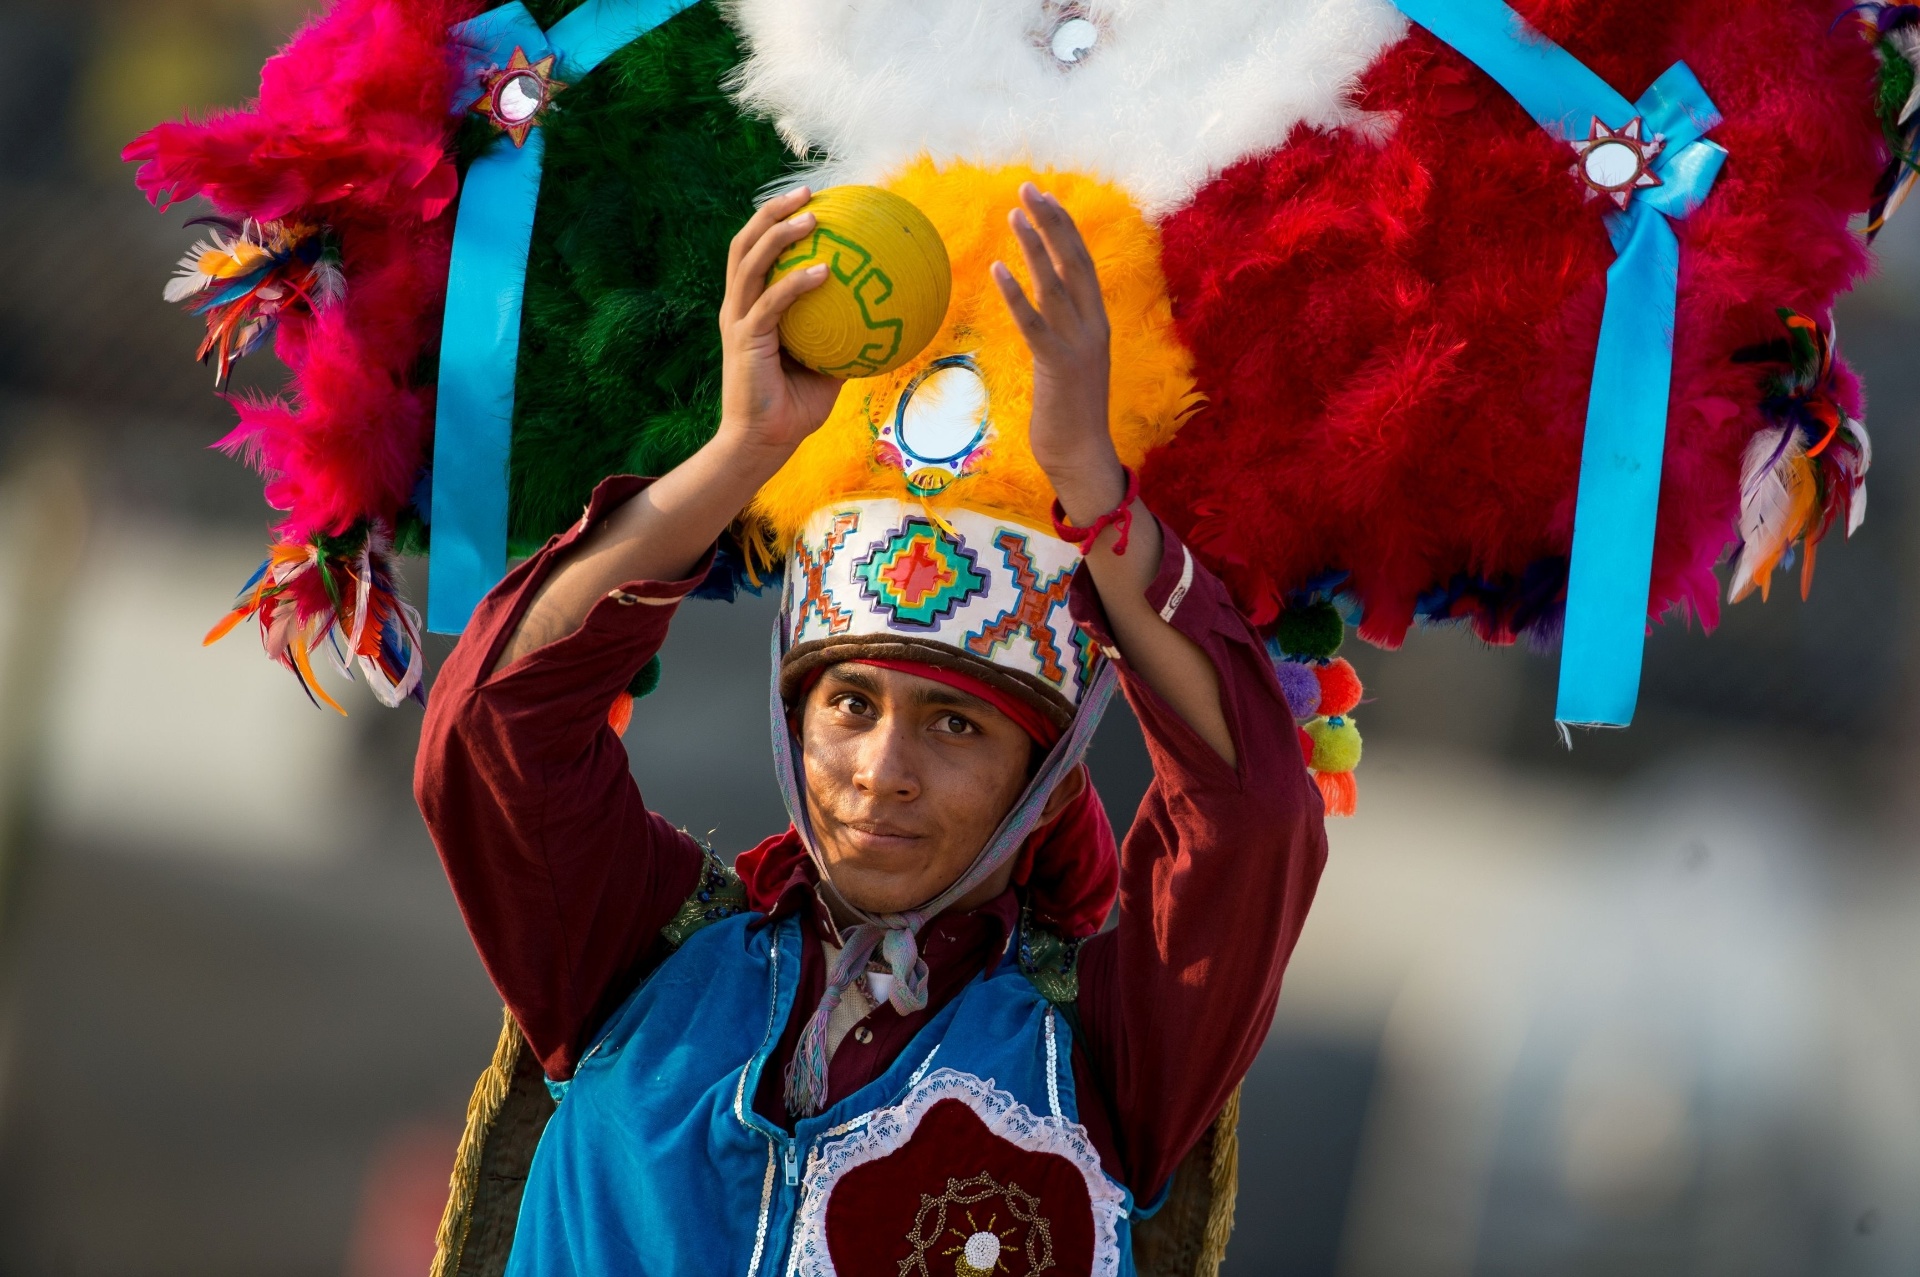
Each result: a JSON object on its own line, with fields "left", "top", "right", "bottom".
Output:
{"left": 1149, "top": 0, "right": 1883, "bottom": 647}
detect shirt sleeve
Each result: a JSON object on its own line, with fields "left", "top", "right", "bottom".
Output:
{"left": 1068, "top": 518, "right": 1329, "bottom": 1201}
{"left": 413, "top": 475, "right": 712, "bottom": 1080}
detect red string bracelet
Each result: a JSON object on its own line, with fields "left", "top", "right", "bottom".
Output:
{"left": 1051, "top": 466, "right": 1139, "bottom": 556}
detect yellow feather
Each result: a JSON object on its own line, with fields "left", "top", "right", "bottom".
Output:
{"left": 291, "top": 632, "right": 348, "bottom": 716}
{"left": 745, "top": 160, "right": 1198, "bottom": 555}
{"left": 1730, "top": 447, "right": 1819, "bottom": 604}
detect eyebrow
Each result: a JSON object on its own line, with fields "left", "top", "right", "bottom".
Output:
{"left": 820, "top": 667, "right": 1000, "bottom": 717}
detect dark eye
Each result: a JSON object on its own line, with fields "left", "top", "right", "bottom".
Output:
{"left": 935, "top": 713, "right": 978, "bottom": 736}
{"left": 834, "top": 693, "right": 873, "bottom": 717}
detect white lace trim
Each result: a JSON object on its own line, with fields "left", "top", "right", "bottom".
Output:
{"left": 787, "top": 1068, "right": 1125, "bottom": 1277}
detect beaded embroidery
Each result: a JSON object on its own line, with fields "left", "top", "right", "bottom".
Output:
{"left": 660, "top": 848, "right": 748, "bottom": 949}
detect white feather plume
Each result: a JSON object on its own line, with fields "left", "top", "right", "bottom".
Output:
{"left": 163, "top": 246, "right": 220, "bottom": 303}
{"left": 722, "top": 0, "right": 1409, "bottom": 217}
{"left": 1728, "top": 422, "right": 1807, "bottom": 602}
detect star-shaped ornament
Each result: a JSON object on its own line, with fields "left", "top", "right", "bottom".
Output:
{"left": 1571, "top": 115, "right": 1665, "bottom": 210}
{"left": 469, "top": 47, "right": 567, "bottom": 148}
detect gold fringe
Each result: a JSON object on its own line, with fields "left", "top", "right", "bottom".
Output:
{"left": 1196, "top": 1084, "right": 1243, "bottom": 1277}
{"left": 431, "top": 1008, "right": 523, "bottom": 1277}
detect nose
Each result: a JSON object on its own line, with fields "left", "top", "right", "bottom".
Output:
{"left": 850, "top": 712, "right": 920, "bottom": 802}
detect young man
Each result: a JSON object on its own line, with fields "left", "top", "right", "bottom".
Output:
{"left": 416, "top": 184, "right": 1325, "bottom": 1274}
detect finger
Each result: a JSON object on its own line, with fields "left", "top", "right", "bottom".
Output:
{"left": 1008, "top": 207, "right": 1074, "bottom": 324}
{"left": 732, "top": 209, "right": 820, "bottom": 317}
{"left": 1022, "top": 185, "right": 1104, "bottom": 322}
{"left": 742, "top": 262, "right": 829, "bottom": 339}
{"left": 725, "top": 209, "right": 817, "bottom": 328}
{"left": 991, "top": 260, "right": 1051, "bottom": 350}
{"left": 726, "top": 186, "right": 811, "bottom": 297}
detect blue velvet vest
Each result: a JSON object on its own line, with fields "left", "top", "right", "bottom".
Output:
{"left": 505, "top": 911, "right": 1137, "bottom": 1276}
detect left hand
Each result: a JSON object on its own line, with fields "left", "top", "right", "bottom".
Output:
{"left": 991, "top": 183, "right": 1127, "bottom": 518}
{"left": 991, "top": 184, "right": 1237, "bottom": 766}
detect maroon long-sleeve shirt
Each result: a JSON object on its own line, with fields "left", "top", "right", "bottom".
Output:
{"left": 414, "top": 476, "right": 1326, "bottom": 1200}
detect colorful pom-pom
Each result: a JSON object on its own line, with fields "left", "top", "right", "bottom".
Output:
{"left": 608, "top": 693, "right": 634, "bottom": 736}
{"left": 627, "top": 654, "right": 663, "bottom": 700}
{"left": 1273, "top": 600, "right": 1344, "bottom": 661}
{"left": 1305, "top": 715, "right": 1363, "bottom": 774}
{"left": 608, "top": 655, "right": 665, "bottom": 734}
{"left": 1274, "top": 659, "right": 1322, "bottom": 718}
{"left": 1314, "top": 657, "right": 1362, "bottom": 718}
{"left": 1315, "top": 769, "right": 1358, "bottom": 818}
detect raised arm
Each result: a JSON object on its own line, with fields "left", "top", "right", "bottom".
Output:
{"left": 991, "top": 184, "right": 1233, "bottom": 764}
{"left": 415, "top": 188, "right": 840, "bottom": 1077}
{"left": 492, "top": 187, "right": 841, "bottom": 669}
{"left": 1069, "top": 539, "right": 1326, "bottom": 1200}
{"left": 994, "top": 184, "right": 1327, "bottom": 1198}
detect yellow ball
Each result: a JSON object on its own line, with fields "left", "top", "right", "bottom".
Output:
{"left": 768, "top": 185, "right": 952, "bottom": 379}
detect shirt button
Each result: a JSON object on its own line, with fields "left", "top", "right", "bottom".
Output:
{"left": 607, "top": 589, "right": 643, "bottom": 606}
{"left": 852, "top": 1025, "right": 873, "bottom": 1045}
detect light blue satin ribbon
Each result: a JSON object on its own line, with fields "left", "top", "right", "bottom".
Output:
{"left": 428, "top": 0, "right": 697, "bottom": 633}
{"left": 1392, "top": 0, "right": 1726, "bottom": 727}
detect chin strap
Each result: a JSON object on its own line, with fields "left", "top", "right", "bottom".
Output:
{"left": 768, "top": 621, "right": 1117, "bottom": 1117}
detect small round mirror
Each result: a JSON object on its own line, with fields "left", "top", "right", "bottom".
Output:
{"left": 897, "top": 358, "right": 989, "bottom": 465}
{"left": 1582, "top": 140, "right": 1641, "bottom": 191}
{"left": 495, "top": 72, "right": 547, "bottom": 125}
{"left": 1050, "top": 16, "right": 1099, "bottom": 65}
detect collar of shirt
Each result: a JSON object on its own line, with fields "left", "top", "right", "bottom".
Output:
{"left": 747, "top": 858, "right": 1023, "bottom": 1127}
{"left": 751, "top": 840, "right": 1022, "bottom": 973}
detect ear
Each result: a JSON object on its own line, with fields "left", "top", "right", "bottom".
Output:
{"left": 1036, "top": 763, "right": 1089, "bottom": 826}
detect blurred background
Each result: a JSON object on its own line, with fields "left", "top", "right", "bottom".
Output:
{"left": 1, "top": 0, "right": 1917, "bottom": 1274}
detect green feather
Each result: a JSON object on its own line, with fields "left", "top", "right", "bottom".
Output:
{"left": 1877, "top": 35, "right": 1916, "bottom": 139}
{"left": 496, "top": 2, "right": 793, "bottom": 556}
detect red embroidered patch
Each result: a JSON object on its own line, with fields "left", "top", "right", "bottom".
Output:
{"left": 824, "top": 1098, "right": 1096, "bottom": 1277}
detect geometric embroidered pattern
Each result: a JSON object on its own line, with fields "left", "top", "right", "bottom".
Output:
{"left": 966, "top": 530, "right": 1076, "bottom": 686}
{"left": 1070, "top": 625, "right": 1101, "bottom": 695}
{"left": 851, "top": 517, "right": 988, "bottom": 631}
{"left": 794, "top": 511, "right": 861, "bottom": 637}
{"left": 784, "top": 501, "right": 1092, "bottom": 711}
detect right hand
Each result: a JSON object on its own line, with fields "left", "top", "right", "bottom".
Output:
{"left": 718, "top": 186, "right": 843, "bottom": 459}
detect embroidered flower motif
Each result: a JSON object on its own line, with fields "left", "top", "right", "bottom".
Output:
{"left": 912, "top": 1182, "right": 1044, "bottom": 1277}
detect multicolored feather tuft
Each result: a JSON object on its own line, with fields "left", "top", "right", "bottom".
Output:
{"left": 1843, "top": 3, "right": 1920, "bottom": 238}
{"left": 205, "top": 524, "right": 426, "bottom": 711}
{"left": 1728, "top": 309, "right": 1871, "bottom": 604}
{"left": 166, "top": 217, "right": 344, "bottom": 389}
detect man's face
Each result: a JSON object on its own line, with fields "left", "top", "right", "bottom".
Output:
{"left": 799, "top": 663, "right": 1037, "bottom": 916}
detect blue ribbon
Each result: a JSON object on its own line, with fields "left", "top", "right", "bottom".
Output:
{"left": 1392, "top": 0, "right": 1726, "bottom": 727}
{"left": 428, "top": 0, "right": 698, "bottom": 633}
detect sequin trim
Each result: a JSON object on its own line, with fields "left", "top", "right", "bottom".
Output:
{"left": 1044, "top": 1011, "right": 1061, "bottom": 1120}
{"left": 747, "top": 1141, "right": 777, "bottom": 1277}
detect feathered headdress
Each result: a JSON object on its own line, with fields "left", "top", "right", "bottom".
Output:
{"left": 126, "top": 0, "right": 1894, "bottom": 773}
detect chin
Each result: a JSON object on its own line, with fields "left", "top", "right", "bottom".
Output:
{"left": 832, "top": 873, "right": 937, "bottom": 917}
{"left": 819, "top": 842, "right": 941, "bottom": 914}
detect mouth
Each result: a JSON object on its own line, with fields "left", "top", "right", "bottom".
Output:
{"left": 837, "top": 819, "right": 926, "bottom": 855}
